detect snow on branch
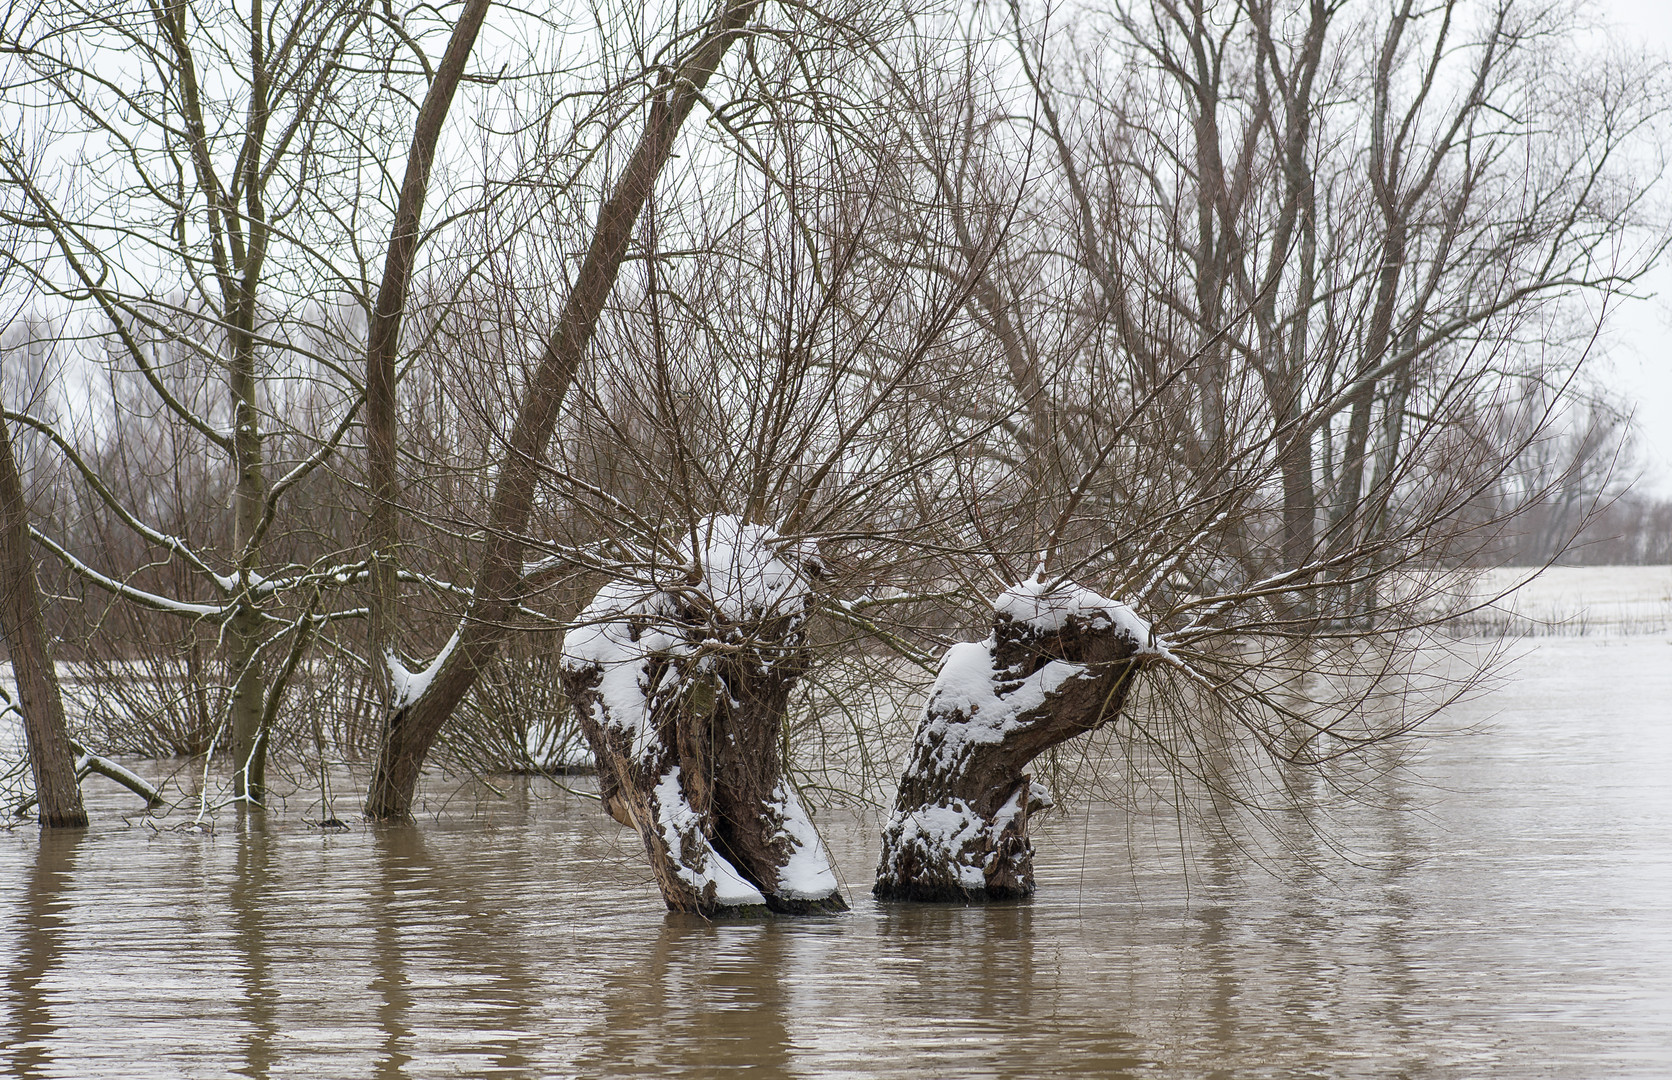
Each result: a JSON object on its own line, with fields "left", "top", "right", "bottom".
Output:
{"left": 70, "top": 739, "right": 165, "bottom": 808}
{"left": 30, "top": 527, "right": 225, "bottom": 619}
{"left": 388, "top": 624, "right": 462, "bottom": 711}
{"left": 5, "top": 409, "right": 236, "bottom": 592}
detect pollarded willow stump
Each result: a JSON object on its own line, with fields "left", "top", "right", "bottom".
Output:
{"left": 560, "top": 516, "right": 846, "bottom": 917}
{"left": 874, "top": 579, "right": 1153, "bottom": 902}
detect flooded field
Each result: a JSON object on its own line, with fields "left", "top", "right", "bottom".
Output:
{"left": 1458, "top": 565, "right": 1672, "bottom": 634}
{"left": 0, "top": 633, "right": 1669, "bottom": 1078}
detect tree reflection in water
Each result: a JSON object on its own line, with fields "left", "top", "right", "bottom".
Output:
{"left": 230, "top": 812, "right": 278, "bottom": 1079}
{"left": 581, "top": 917, "right": 796, "bottom": 1079}
{"left": 5, "top": 827, "right": 82, "bottom": 1079}
{"left": 368, "top": 823, "right": 544, "bottom": 1077}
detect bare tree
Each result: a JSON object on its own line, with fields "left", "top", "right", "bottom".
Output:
{"left": 528, "top": 0, "right": 1669, "bottom": 907}
{"left": 363, "top": 0, "right": 495, "bottom": 701}
{"left": 0, "top": 0, "right": 499, "bottom": 806}
{"left": 856, "top": 0, "right": 1672, "bottom": 900}
{"left": 0, "top": 378, "right": 84, "bottom": 826}
{"left": 1, "top": 0, "right": 1661, "bottom": 874}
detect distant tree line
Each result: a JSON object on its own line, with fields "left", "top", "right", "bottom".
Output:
{"left": 1487, "top": 398, "right": 1672, "bottom": 564}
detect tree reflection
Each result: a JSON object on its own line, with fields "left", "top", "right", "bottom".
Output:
{"left": 4, "top": 828, "right": 82, "bottom": 1079}
{"left": 580, "top": 917, "right": 796, "bottom": 1078}
{"left": 369, "top": 827, "right": 415, "bottom": 1080}
{"left": 229, "top": 812, "right": 278, "bottom": 1080}
{"left": 369, "top": 823, "right": 544, "bottom": 1078}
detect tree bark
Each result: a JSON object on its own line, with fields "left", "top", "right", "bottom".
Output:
{"left": 225, "top": 227, "right": 268, "bottom": 805}
{"left": 364, "top": 0, "right": 761, "bottom": 820}
{"left": 364, "top": 0, "right": 495, "bottom": 695}
{"left": 559, "top": 522, "right": 846, "bottom": 917}
{"left": 0, "top": 414, "right": 86, "bottom": 828}
{"left": 224, "top": 0, "right": 272, "bottom": 806}
{"left": 563, "top": 624, "right": 846, "bottom": 916}
{"left": 874, "top": 584, "right": 1146, "bottom": 901}
{"left": 228, "top": 602, "right": 266, "bottom": 803}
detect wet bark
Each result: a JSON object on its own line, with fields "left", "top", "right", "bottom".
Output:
{"left": 225, "top": 0, "right": 271, "bottom": 805}
{"left": 874, "top": 602, "right": 1143, "bottom": 902}
{"left": 225, "top": 267, "right": 267, "bottom": 804}
{"left": 0, "top": 413, "right": 86, "bottom": 827}
{"left": 228, "top": 601, "right": 265, "bottom": 804}
{"left": 561, "top": 604, "right": 846, "bottom": 918}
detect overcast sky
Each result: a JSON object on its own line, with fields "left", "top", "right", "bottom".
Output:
{"left": 1597, "top": 0, "right": 1672, "bottom": 495}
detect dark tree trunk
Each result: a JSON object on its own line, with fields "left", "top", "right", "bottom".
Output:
{"left": 563, "top": 631, "right": 845, "bottom": 916}
{"left": 875, "top": 584, "right": 1147, "bottom": 902}
{"left": 0, "top": 414, "right": 86, "bottom": 828}
{"left": 559, "top": 523, "right": 846, "bottom": 917}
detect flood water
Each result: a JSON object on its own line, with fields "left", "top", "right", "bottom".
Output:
{"left": 1, "top": 635, "right": 1669, "bottom": 1078}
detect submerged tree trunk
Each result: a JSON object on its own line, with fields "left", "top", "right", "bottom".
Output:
{"left": 363, "top": 0, "right": 760, "bottom": 820}
{"left": 560, "top": 517, "right": 846, "bottom": 917}
{"left": 874, "top": 580, "right": 1151, "bottom": 902}
{"left": 0, "top": 414, "right": 86, "bottom": 827}
{"left": 224, "top": 3, "right": 272, "bottom": 804}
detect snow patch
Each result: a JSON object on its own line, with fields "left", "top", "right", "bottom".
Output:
{"left": 906, "top": 578, "right": 1160, "bottom": 774}
{"left": 885, "top": 799, "right": 990, "bottom": 889}
{"left": 919, "top": 641, "right": 1081, "bottom": 766}
{"left": 994, "top": 576, "right": 1150, "bottom": 643}
{"left": 694, "top": 515, "right": 818, "bottom": 622}
{"left": 769, "top": 780, "right": 840, "bottom": 899}
{"left": 654, "top": 767, "right": 767, "bottom": 907}
{"left": 561, "top": 579, "right": 678, "bottom": 759}
{"left": 560, "top": 516, "right": 819, "bottom": 760}
{"left": 524, "top": 722, "right": 594, "bottom": 770}
{"left": 389, "top": 624, "right": 462, "bottom": 710}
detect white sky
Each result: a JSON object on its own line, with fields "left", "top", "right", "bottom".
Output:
{"left": 1598, "top": 0, "right": 1672, "bottom": 495}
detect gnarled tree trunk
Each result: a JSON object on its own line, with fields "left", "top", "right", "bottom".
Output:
{"left": 875, "top": 580, "right": 1151, "bottom": 902}
{"left": 560, "top": 517, "right": 846, "bottom": 917}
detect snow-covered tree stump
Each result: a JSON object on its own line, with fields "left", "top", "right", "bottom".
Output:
{"left": 560, "top": 517, "right": 846, "bottom": 917}
{"left": 874, "top": 579, "right": 1153, "bottom": 902}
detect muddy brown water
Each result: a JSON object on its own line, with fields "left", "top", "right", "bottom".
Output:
{"left": 1, "top": 636, "right": 1669, "bottom": 1078}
